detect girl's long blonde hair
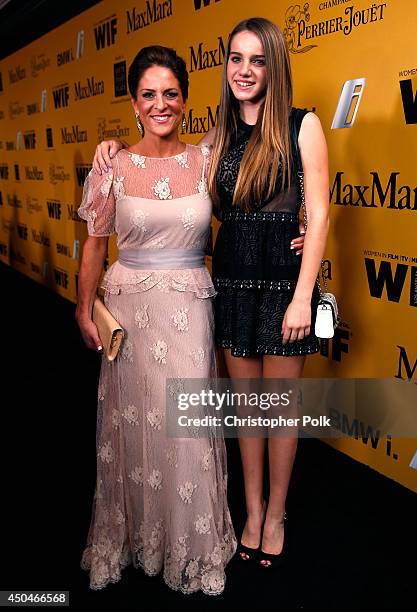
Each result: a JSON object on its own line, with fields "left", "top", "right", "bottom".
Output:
{"left": 207, "top": 17, "right": 293, "bottom": 212}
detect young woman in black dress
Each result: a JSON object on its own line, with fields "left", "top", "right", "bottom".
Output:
{"left": 201, "top": 17, "right": 329, "bottom": 568}
{"left": 91, "top": 17, "right": 329, "bottom": 570}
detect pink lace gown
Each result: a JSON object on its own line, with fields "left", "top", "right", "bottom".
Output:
{"left": 77, "top": 144, "right": 236, "bottom": 595}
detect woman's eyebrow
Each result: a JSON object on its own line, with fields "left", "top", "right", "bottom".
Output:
{"left": 229, "top": 51, "right": 265, "bottom": 58}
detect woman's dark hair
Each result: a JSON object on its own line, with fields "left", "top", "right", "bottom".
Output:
{"left": 128, "top": 45, "right": 189, "bottom": 100}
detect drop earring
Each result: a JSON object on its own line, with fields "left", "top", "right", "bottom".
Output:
{"left": 135, "top": 113, "right": 144, "bottom": 136}
{"left": 182, "top": 113, "right": 187, "bottom": 132}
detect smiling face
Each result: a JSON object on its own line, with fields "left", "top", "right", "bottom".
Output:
{"left": 227, "top": 30, "right": 267, "bottom": 104}
{"left": 131, "top": 65, "right": 186, "bottom": 138}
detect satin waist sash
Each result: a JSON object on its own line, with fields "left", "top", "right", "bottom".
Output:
{"left": 118, "top": 248, "right": 205, "bottom": 270}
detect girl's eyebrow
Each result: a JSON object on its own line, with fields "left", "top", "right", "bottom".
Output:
{"left": 138, "top": 87, "right": 178, "bottom": 92}
{"left": 229, "top": 51, "right": 265, "bottom": 58}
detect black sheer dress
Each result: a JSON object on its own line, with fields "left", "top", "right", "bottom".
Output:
{"left": 212, "top": 107, "right": 320, "bottom": 357}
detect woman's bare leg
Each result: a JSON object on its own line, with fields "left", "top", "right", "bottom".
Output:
{"left": 260, "top": 354, "right": 305, "bottom": 560}
{"left": 223, "top": 349, "right": 265, "bottom": 556}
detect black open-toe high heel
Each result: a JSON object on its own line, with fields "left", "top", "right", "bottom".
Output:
{"left": 259, "top": 511, "right": 288, "bottom": 569}
{"left": 237, "top": 500, "right": 267, "bottom": 563}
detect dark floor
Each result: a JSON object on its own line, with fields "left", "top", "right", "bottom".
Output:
{"left": 1, "top": 261, "right": 415, "bottom": 612}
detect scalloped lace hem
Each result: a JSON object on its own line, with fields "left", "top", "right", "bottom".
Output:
{"left": 101, "top": 262, "right": 217, "bottom": 298}
{"left": 81, "top": 541, "right": 237, "bottom": 596}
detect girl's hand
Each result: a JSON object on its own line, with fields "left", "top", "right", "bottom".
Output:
{"left": 290, "top": 220, "right": 306, "bottom": 255}
{"left": 281, "top": 298, "right": 311, "bottom": 344}
{"left": 75, "top": 313, "right": 103, "bottom": 353}
{"left": 93, "top": 139, "right": 128, "bottom": 175}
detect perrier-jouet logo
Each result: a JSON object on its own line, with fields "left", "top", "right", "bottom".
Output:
{"left": 284, "top": 2, "right": 387, "bottom": 54}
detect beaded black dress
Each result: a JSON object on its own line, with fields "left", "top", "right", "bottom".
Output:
{"left": 212, "top": 107, "right": 320, "bottom": 357}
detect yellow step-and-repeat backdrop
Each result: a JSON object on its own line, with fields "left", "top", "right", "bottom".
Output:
{"left": 0, "top": 0, "right": 416, "bottom": 491}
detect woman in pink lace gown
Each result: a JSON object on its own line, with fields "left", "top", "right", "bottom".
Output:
{"left": 76, "top": 46, "right": 236, "bottom": 595}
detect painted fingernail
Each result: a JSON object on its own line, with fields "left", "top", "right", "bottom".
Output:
{"left": 296, "top": 252, "right": 301, "bottom": 255}
{"left": 97, "top": 345, "right": 102, "bottom": 351}
{"left": 300, "top": 230, "right": 306, "bottom": 234}
{"left": 290, "top": 245, "right": 295, "bottom": 249}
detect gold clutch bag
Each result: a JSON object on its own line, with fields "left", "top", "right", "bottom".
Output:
{"left": 92, "top": 297, "right": 124, "bottom": 361}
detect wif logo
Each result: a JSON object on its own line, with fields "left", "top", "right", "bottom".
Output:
{"left": 75, "top": 164, "right": 92, "bottom": 186}
{"left": 399, "top": 78, "right": 417, "bottom": 125}
{"left": 52, "top": 85, "right": 70, "bottom": 109}
{"left": 47, "top": 200, "right": 62, "bottom": 220}
{"left": 16, "top": 223, "right": 28, "bottom": 240}
{"left": 24, "top": 131, "right": 36, "bottom": 149}
{"left": 193, "top": 0, "right": 221, "bottom": 9}
{"left": 54, "top": 267, "right": 69, "bottom": 289}
{"left": 332, "top": 78, "right": 366, "bottom": 129}
{"left": 94, "top": 16, "right": 118, "bottom": 50}
{"left": 365, "top": 257, "right": 417, "bottom": 307}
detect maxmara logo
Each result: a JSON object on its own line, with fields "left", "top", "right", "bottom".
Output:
{"left": 97, "top": 118, "right": 130, "bottom": 142}
{"left": 395, "top": 346, "right": 417, "bottom": 382}
{"left": 126, "top": 0, "right": 173, "bottom": 33}
{"left": 189, "top": 36, "right": 225, "bottom": 73}
{"left": 32, "top": 229, "right": 50, "bottom": 247}
{"left": 331, "top": 172, "right": 417, "bottom": 211}
{"left": 61, "top": 125, "right": 88, "bottom": 144}
{"left": 284, "top": 2, "right": 387, "bottom": 53}
{"left": 8, "top": 65, "right": 26, "bottom": 84}
{"left": 74, "top": 76, "right": 105, "bottom": 101}
{"left": 181, "top": 105, "right": 219, "bottom": 134}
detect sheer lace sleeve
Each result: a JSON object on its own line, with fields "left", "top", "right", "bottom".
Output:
{"left": 77, "top": 169, "right": 116, "bottom": 236}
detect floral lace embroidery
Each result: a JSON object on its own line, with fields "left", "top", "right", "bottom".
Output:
{"left": 190, "top": 347, "right": 205, "bottom": 368}
{"left": 120, "top": 338, "right": 133, "bottom": 362}
{"left": 166, "top": 444, "right": 178, "bottom": 468}
{"left": 130, "top": 209, "right": 149, "bottom": 232}
{"left": 201, "top": 448, "right": 213, "bottom": 471}
{"left": 147, "top": 406, "right": 162, "bottom": 430}
{"left": 98, "top": 441, "right": 114, "bottom": 464}
{"left": 148, "top": 469, "right": 162, "bottom": 490}
{"left": 178, "top": 482, "right": 198, "bottom": 504}
{"left": 180, "top": 207, "right": 197, "bottom": 230}
{"left": 171, "top": 308, "right": 189, "bottom": 332}
{"left": 195, "top": 514, "right": 212, "bottom": 535}
{"left": 115, "top": 503, "right": 125, "bottom": 525}
{"left": 174, "top": 151, "right": 189, "bottom": 168}
{"left": 197, "top": 177, "right": 208, "bottom": 198}
{"left": 150, "top": 340, "right": 168, "bottom": 364}
{"left": 123, "top": 404, "right": 139, "bottom": 425}
{"left": 201, "top": 143, "right": 211, "bottom": 157}
{"left": 112, "top": 409, "right": 120, "bottom": 429}
{"left": 172, "top": 535, "right": 189, "bottom": 562}
{"left": 100, "top": 173, "right": 113, "bottom": 196}
{"left": 201, "top": 569, "right": 225, "bottom": 593}
{"left": 147, "top": 236, "right": 166, "bottom": 249}
{"left": 113, "top": 176, "right": 125, "bottom": 200}
{"left": 129, "top": 153, "right": 146, "bottom": 169}
{"left": 153, "top": 177, "right": 172, "bottom": 200}
{"left": 135, "top": 304, "right": 150, "bottom": 328}
{"left": 168, "top": 379, "right": 185, "bottom": 398}
{"left": 156, "top": 277, "right": 170, "bottom": 293}
{"left": 129, "top": 465, "right": 144, "bottom": 486}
